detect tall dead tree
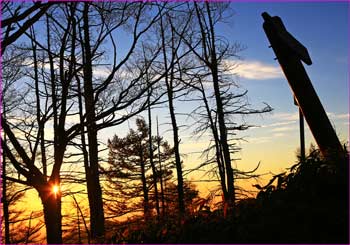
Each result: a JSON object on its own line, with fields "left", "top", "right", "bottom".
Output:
{"left": 156, "top": 116, "right": 166, "bottom": 216}
{"left": 175, "top": 2, "right": 272, "bottom": 216}
{"left": 196, "top": 2, "right": 235, "bottom": 212}
{"left": 157, "top": 5, "right": 193, "bottom": 216}
{"left": 80, "top": 3, "right": 105, "bottom": 240}
{"left": 147, "top": 82, "right": 161, "bottom": 220}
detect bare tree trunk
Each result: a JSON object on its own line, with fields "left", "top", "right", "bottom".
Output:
{"left": 2, "top": 100, "right": 10, "bottom": 243}
{"left": 198, "top": 82, "right": 228, "bottom": 201}
{"left": 77, "top": 205, "right": 82, "bottom": 244}
{"left": 76, "top": 75, "right": 93, "bottom": 245}
{"left": 156, "top": 116, "right": 166, "bottom": 217}
{"left": 140, "top": 153, "right": 149, "bottom": 221}
{"left": 82, "top": 2, "right": 105, "bottom": 240}
{"left": 160, "top": 14, "right": 185, "bottom": 216}
{"left": 2, "top": 135, "right": 11, "bottom": 244}
{"left": 148, "top": 89, "right": 160, "bottom": 220}
{"left": 71, "top": 193, "right": 90, "bottom": 244}
{"left": 167, "top": 90, "right": 185, "bottom": 215}
{"left": 76, "top": 75, "right": 89, "bottom": 244}
{"left": 38, "top": 185, "right": 62, "bottom": 244}
{"left": 205, "top": 2, "right": 235, "bottom": 212}
{"left": 211, "top": 65, "right": 235, "bottom": 210}
{"left": 30, "top": 26, "right": 47, "bottom": 178}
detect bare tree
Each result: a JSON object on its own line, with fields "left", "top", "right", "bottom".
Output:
{"left": 175, "top": 2, "right": 272, "bottom": 216}
{"left": 146, "top": 73, "right": 161, "bottom": 220}
{"left": 157, "top": 4, "right": 195, "bottom": 216}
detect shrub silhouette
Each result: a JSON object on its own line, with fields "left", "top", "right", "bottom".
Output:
{"left": 249, "top": 147, "right": 349, "bottom": 243}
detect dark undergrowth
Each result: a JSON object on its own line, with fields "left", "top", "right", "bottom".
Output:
{"left": 107, "top": 148, "right": 349, "bottom": 244}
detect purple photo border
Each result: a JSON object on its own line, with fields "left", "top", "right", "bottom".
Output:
{"left": 0, "top": 0, "right": 349, "bottom": 244}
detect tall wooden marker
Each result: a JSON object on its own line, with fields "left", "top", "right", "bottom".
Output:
{"left": 262, "top": 12, "right": 344, "bottom": 158}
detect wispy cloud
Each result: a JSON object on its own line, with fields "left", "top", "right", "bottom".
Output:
{"left": 271, "top": 112, "right": 299, "bottom": 121}
{"left": 247, "top": 136, "right": 272, "bottom": 144}
{"left": 261, "top": 121, "right": 296, "bottom": 128}
{"left": 271, "top": 126, "right": 295, "bottom": 133}
{"left": 93, "top": 67, "right": 111, "bottom": 78}
{"left": 271, "top": 112, "right": 348, "bottom": 122}
{"left": 26, "top": 59, "right": 113, "bottom": 79}
{"left": 224, "top": 59, "right": 283, "bottom": 80}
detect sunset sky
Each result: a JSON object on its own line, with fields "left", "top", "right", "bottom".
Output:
{"left": 19, "top": 1, "right": 349, "bottom": 225}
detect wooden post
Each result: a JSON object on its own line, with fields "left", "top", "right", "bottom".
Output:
{"left": 262, "top": 12, "right": 343, "bottom": 158}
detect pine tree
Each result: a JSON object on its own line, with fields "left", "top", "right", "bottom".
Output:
{"left": 103, "top": 118, "right": 175, "bottom": 221}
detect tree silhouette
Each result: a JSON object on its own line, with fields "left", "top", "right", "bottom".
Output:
{"left": 157, "top": 3, "right": 195, "bottom": 217}
{"left": 103, "top": 118, "right": 175, "bottom": 221}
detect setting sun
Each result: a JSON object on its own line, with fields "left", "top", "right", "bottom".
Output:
{"left": 52, "top": 185, "right": 59, "bottom": 195}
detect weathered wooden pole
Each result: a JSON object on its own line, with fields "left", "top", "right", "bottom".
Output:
{"left": 262, "top": 12, "right": 344, "bottom": 158}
